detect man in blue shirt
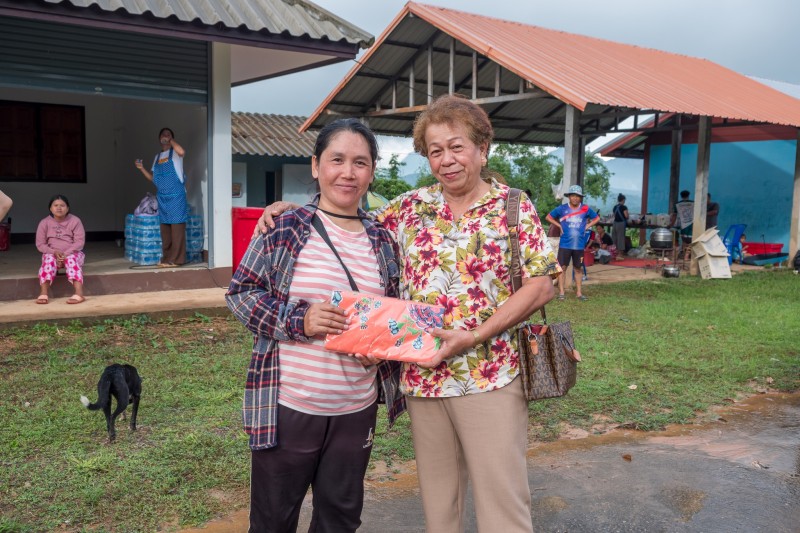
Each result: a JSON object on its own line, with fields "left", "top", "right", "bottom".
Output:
{"left": 546, "top": 185, "right": 600, "bottom": 301}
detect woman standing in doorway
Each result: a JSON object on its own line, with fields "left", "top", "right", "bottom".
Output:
{"left": 135, "top": 127, "right": 188, "bottom": 267}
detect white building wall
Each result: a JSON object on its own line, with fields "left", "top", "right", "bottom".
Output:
{"left": 209, "top": 42, "right": 233, "bottom": 269}
{"left": 0, "top": 87, "right": 207, "bottom": 237}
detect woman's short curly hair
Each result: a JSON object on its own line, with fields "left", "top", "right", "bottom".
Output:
{"left": 412, "top": 94, "right": 494, "bottom": 157}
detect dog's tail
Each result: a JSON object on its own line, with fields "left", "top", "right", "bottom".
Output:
{"left": 80, "top": 395, "right": 100, "bottom": 409}
{"left": 80, "top": 374, "right": 112, "bottom": 410}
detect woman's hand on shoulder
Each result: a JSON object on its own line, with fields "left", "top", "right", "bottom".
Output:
{"left": 253, "top": 201, "right": 301, "bottom": 237}
{"left": 303, "top": 302, "right": 349, "bottom": 338}
{"left": 417, "top": 328, "right": 473, "bottom": 369}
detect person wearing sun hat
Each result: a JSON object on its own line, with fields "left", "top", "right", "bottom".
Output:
{"left": 546, "top": 185, "right": 600, "bottom": 301}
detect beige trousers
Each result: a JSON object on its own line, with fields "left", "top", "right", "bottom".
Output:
{"left": 407, "top": 378, "right": 533, "bottom": 533}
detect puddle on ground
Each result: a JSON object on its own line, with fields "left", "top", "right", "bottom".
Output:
{"left": 179, "top": 392, "right": 800, "bottom": 532}
{"left": 659, "top": 487, "right": 707, "bottom": 522}
{"left": 528, "top": 392, "right": 800, "bottom": 476}
{"left": 646, "top": 393, "right": 800, "bottom": 475}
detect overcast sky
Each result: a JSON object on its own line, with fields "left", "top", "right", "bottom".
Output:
{"left": 231, "top": 0, "right": 799, "bottom": 173}
{"left": 233, "top": 0, "right": 799, "bottom": 115}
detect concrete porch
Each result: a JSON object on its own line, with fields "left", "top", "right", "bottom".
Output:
{"left": 0, "top": 241, "right": 230, "bottom": 302}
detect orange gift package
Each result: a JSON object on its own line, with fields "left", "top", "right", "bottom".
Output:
{"left": 324, "top": 291, "right": 446, "bottom": 363}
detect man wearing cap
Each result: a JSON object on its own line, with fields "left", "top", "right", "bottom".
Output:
{"left": 546, "top": 185, "right": 600, "bottom": 301}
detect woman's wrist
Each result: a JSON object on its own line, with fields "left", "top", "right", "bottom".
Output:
{"left": 471, "top": 329, "right": 482, "bottom": 346}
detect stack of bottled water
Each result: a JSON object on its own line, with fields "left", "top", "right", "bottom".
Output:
{"left": 124, "top": 214, "right": 205, "bottom": 265}
{"left": 185, "top": 215, "right": 204, "bottom": 263}
{"left": 124, "top": 214, "right": 162, "bottom": 265}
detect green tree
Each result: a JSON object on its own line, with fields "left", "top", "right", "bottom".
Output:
{"left": 489, "top": 144, "right": 561, "bottom": 214}
{"left": 408, "top": 145, "right": 612, "bottom": 218}
{"left": 415, "top": 168, "right": 437, "bottom": 188}
{"left": 372, "top": 153, "right": 413, "bottom": 200}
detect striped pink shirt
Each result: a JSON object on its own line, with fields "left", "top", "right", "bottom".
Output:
{"left": 278, "top": 212, "right": 384, "bottom": 415}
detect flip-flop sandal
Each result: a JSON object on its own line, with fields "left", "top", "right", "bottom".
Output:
{"left": 557, "top": 294, "right": 566, "bottom": 301}
{"left": 578, "top": 295, "right": 589, "bottom": 301}
{"left": 66, "top": 295, "right": 86, "bottom": 304}
{"left": 36, "top": 295, "right": 49, "bottom": 304}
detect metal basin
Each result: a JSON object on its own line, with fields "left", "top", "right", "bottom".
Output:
{"left": 650, "top": 228, "right": 673, "bottom": 249}
{"left": 662, "top": 265, "right": 680, "bottom": 278}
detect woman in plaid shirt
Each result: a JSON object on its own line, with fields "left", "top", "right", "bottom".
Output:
{"left": 227, "top": 119, "right": 404, "bottom": 533}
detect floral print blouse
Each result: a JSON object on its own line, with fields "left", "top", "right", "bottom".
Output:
{"left": 374, "top": 179, "right": 561, "bottom": 397}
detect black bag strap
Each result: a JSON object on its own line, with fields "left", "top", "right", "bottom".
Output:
{"left": 507, "top": 188, "right": 548, "bottom": 324}
{"left": 311, "top": 215, "right": 359, "bottom": 292}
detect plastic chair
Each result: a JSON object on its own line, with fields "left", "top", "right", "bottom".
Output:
{"left": 721, "top": 224, "right": 747, "bottom": 265}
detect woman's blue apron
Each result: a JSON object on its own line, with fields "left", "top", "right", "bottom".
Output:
{"left": 152, "top": 148, "right": 188, "bottom": 224}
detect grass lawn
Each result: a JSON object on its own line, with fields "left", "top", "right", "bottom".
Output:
{"left": 0, "top": 269, "right": 797, "bottom": 532}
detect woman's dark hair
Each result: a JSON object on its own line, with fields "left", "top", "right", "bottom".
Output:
{"left": 48, "top": 194, "right": 70, "bottom": 214}
{"left": 313, "top": 118, "right": 378, "bottom": 165}
{"left": 617, "top": 193, "right": 626, "bottom": 202}
{"left": 159, "top": 127, "right": 175, "bottom": 139}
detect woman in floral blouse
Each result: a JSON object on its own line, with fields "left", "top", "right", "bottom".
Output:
{"left": 257, "top": 95, "right": 560, "bottom": 532}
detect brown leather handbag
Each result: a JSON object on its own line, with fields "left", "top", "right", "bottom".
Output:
{"left": 507, "top": 189, "right": 580, "bottom": 401}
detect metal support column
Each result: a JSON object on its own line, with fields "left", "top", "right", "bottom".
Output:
{"left": 789, "top": 129, "right": 800, "bottom": 263}
{"left": 562, "top": 105, "right": 582, "bottom": 201}
{"left": 690, "top": 116, "right": 712, "bottom": 275}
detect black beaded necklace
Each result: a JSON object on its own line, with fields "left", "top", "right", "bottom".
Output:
{"left": 317, "top": 207, "right": 364, "bottom": 220}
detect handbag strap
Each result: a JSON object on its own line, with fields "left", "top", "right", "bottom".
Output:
{"left": 311, "top": 214, "right": 359, "bottom": 292}
{"left": 507, "top": 188, "right": 548, "bottom": 324}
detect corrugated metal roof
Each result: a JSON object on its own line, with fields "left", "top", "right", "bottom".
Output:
{"left": 302, "top": 1, "right": 800, "bottom": 136}
{"left": 232, "top": 112, "right": 316, "bottom": 157}
{"left": 41, "top": 0, "right": 373, "bottom": 48}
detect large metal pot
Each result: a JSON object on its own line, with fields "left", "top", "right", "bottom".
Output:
{"left": 662, "top": 265, "right": 680, "bottom": 278}
{"left": 650, "top": 228, "right": 673, "bottom": 249}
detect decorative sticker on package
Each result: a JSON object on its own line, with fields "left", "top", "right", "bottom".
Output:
{"left": 324, "top": 291, "right": 446, "bottom": 363}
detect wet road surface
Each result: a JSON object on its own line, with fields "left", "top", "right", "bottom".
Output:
{"left": 182, "top": 392, "right": 800, "bottom": 532}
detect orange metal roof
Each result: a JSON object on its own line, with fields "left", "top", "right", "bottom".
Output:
{"left": 302, "top": 2, "right": 800, "bottom": 132}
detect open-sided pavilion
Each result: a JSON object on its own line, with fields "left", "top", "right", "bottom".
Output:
{"left": 299, "top": 2, "right": 800, "bottom": 273}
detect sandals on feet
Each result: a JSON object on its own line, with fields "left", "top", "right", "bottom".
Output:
{"left": 557, "top": 294, "right": 566, "bottom": 301}
{"left": 578, "top": 295, "right": 589, "bottom": 301}
{"left": 36, "top": 295, "right": 49, "bottom": 304}
{"left": 66, "top": 295, "right": 86, "bottom": 304}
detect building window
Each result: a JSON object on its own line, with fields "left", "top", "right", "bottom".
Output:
{"left": 0, "top": 101, "right": 87, "bottom": 183}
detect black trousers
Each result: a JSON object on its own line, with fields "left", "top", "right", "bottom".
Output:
{"left": 249, "top": 402, "right": 378, "bottom": 533}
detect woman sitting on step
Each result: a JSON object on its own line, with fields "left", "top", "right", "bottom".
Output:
{"left": 35, "top": 194, "right": 86, "bottom": 304}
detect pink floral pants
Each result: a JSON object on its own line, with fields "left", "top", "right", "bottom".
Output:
{"left": 39, "top": 252, "right": 85, "bottom": 285}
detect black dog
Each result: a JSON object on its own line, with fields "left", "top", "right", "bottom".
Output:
{"left": 80, "top": 364, "right": 141, "bottom": 442}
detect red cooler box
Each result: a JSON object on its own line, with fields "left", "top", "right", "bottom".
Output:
{"left": 583, "top": 248, "right": 595, "bottom": 266}
{"left": 232, "top": 207, "right": 266, "bottom": 271}
{"left": 0, "top": 222, "right": 10, "bottom": 252}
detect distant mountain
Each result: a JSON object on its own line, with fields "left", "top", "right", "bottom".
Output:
{"left": 399, "top": 153, "right": 429, "bottom": 186}
{"left": 582, "top": 157, "right": 644, "bottom": 215}
{"left": 586, "top": 189, "right": 642, "bottom": 217}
